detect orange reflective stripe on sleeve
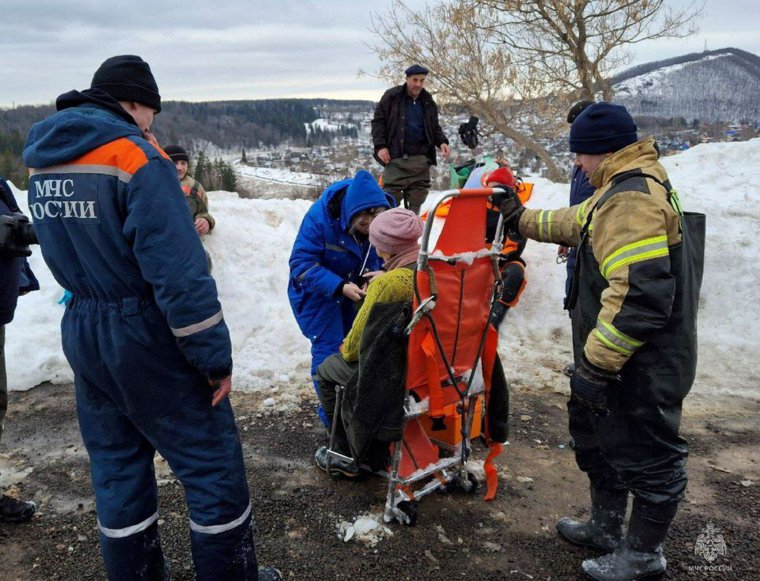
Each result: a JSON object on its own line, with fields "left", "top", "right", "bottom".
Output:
{"left": 69, "top": 137, "right": 151, "bottom": 179}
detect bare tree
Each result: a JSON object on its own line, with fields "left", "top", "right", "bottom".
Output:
{"left": 369, "top": 0, "right": 702, "bottom": 182}
{"left": 476, "top": 0, "right": 702, "bottom": 100}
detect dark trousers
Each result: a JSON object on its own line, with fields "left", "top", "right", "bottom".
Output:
{"left": 568, "top": 389, "right": 688, "bottom": 506}
{"left": 316, "top": 353, "right": 357, "bottom": 452}
{"left": 0, "top": 325, "right": 6, "bottom": 444}
{"left": 316, "top": 353, "right": 357, "bottom": 420}
{"left": 63, "top": 299, "right": 257, "bottom": 581}
{"left": 382, "top": 155, "right": 431, "bottom": 214}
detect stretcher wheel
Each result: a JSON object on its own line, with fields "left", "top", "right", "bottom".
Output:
{"left": 456, "top": 472, "right": 479, "bottom": 493}
{"left": 396, "top": 500, "right": 418, "bottom": 526}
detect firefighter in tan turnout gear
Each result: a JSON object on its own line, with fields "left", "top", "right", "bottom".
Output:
{"left": 495, "top": 102, "right": 705, "bottom": 581}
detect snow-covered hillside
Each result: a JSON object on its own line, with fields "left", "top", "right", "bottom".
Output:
{"left": 6, "top": 139, "right": 760, "bottom": 404}
{"left": 613, "top": 49, "right": 760, "bottom": 122}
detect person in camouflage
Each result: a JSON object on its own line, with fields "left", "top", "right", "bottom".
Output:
{"left": 164, "top": 145, "right": 215, "bottom": 236}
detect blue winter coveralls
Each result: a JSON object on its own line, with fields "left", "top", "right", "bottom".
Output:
{"left": 287, "top": 170, "right": 393, "bottom": 426}
{"left": 23, "top": 93, "right": 256, "bottom": 580}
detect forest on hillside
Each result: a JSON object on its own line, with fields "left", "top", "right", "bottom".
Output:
{"left": 0, "top": 98, "right": 371, "bottom": 187}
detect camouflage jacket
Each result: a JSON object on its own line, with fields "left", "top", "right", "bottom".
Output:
{"left": 180, "top": 175, "right": 215, "bottom": 231}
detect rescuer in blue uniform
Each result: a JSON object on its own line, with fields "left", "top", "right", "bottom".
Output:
{"left": 287, "top": 170, "right": 393, "bottom": 427}
{"left": 23, "top": 55, "right": 279, "bottom": 581}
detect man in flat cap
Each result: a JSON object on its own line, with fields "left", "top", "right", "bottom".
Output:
{"left": 23, "top": 55, "right": 279, "bottom": 581}
{"left": 371, "top": 64, "right": 450, "bottom": 214}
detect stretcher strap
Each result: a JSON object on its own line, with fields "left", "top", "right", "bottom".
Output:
{"left": 480, "top": 326, "right": 502, "bottom": 500}
{"left": 480, "top": 325, "right": 498, "bottom": 439}
{"left": 483, "top": 442, "right": 504, "bottom": 501}
{"left": 421, "top": 330, "right": 445, "bottom": 419}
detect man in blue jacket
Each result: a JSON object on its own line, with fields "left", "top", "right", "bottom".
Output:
{"left": 23, "top": 56, "right": 278, "bottom": 581}
{"left": 558, "top": 100, "right": 596, "bottom": 376}
{"left": 288, "top": 170, "right": 393, "bottom": 427}
{"left": 0, "top": 176, "right": 39, "bottom": 524}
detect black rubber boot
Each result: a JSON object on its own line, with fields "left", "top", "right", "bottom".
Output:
{"left": 557, "top": 486, "right": 627, "bottom": 551}
{"left": 581, "top": 499, "right": 675, "bottom": 581}
{"left": 0, "top": 494, "right": 37, "bottom": 524}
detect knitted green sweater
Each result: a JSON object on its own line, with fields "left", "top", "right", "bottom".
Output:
{"left": 340, "top": 267, "right": 414, "bottom": 362}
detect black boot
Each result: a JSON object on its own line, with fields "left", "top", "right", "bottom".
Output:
{"left": 0, "top": 494, "right": 37, "bottom": 524}
{"left": 582, "top": 499, "right": 675, "bottom": 581}
{"left": 557, "top": 486, "right": 627, "bottom": 551}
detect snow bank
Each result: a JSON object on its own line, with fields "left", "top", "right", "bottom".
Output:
{"left": 6, "top": 139, "right": 760, "bottom": 400}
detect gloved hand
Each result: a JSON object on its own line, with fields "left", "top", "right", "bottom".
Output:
{"left": 570, "top": 356, "right": 619, "bottom": 416}
{"left": 492, "top": 188, "right": 524, "bottom": 240}
{"left": 0, "top": 213, "right": 36, "bottom": 257}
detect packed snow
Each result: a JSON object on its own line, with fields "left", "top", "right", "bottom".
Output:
{"left": 5, "top": 139, "right": 760, "bottom": 406}
{"left": 338, "top": 512, "right": 394, "bottom": 546}
{"left": 235, "top": 164, "right": 326, "bottom": 187}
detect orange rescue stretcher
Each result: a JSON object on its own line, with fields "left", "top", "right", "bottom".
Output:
{"left": 327, "top": 186, "right": 512, "bottom": 526}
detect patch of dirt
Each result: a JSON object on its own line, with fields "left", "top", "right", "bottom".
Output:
{"left": 1, "top": 383, "right": 758, "bottom": 580}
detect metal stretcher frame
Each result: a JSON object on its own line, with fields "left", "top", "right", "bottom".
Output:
{"left": 327, "top": 187, "right": 508, "bottom": 526}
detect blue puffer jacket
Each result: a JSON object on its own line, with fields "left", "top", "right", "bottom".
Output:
{"left": 1, "top": 177, "right": 39, "bottom": 325}
{"left": 23, "top": 94, "right": 231, "bottom": 379}
{"left": 288, "top": 170, "right": 394, "bottom": 343}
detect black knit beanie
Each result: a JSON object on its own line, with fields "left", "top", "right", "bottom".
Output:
{"left": 91, "top": 55, "right": 161, "bottom": 113}
{"left": 163, "top": 144, "right": 189, "bottom": 163}
{"left": 567, "top": 100, "right": 594, "bottom": 124}
{"left": 569, "top": 102, "right": 638, "bottom": 154}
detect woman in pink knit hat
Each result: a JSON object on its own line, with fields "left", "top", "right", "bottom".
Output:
{"left": 314, "top": 207, "right": 423, "bottom": 477}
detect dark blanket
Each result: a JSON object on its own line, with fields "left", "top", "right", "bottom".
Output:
{"left": 342, "top": 300, "right": 411, "bottom": 463}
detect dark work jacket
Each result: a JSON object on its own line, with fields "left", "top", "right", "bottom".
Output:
{"left": 569, "top": 175, "right": 705, "bottom": 454}
{"left": 371, "top": 84, "right": 448, "bottom": 166}
{"left": 1, "top": 178, "right": 39, "bottom": 325}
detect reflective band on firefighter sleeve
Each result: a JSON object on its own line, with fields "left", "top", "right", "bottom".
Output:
{"left": 189, "top": 501, "right": 252, "bottom": 535}
{"left": 537, "top": 210, "right": 553, "bottom": 241}
{"left": 98, "top": 511, "right": 158, "bottom": 539}
{"left": 593, "top": 319, "right": 644, "bottom": 356}
{"left": 170, "top": 309, "right": 224, "bottom": 337}
{"left": 576, "top": 199, "right": 590, "bottom": 227}
{"left": 600, "top": 235, "right": 669, "bottom": 279}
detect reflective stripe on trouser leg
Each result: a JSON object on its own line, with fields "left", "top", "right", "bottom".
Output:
{"left": 72, "top": 368, "right": 167, "bottom": 581}
{"left": 191, "top": 509, "right": 258, "bottom": 581}
{"left": 143, "top": 395, "right": 256, "bottom": 581}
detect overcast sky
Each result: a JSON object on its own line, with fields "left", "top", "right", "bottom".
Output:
{"left": 1, "top": 0, "right": 758, "bottom": 108}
